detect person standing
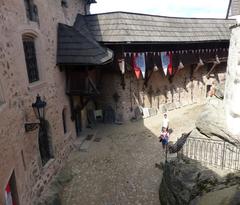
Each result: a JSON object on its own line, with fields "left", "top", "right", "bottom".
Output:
{"left": 162, "top": 113, "right": 169, "bottom": 131}
{"left": 159, "top": 127, "right": 170, "bottom": 149}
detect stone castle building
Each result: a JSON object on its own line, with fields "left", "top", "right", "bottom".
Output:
{"left": 0, "top": 0, "right": 97, "bottom": 204}
{"left": 0, "top": 0, "right": 237, "bottom": 205}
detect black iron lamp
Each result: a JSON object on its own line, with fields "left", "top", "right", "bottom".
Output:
{"left": 25, "top": 94, "right": 46, "bottom": 132}
{"left": 32, "top": 94, "right": 46, "bottom": 120}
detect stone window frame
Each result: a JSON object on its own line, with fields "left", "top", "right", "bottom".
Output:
{"left": 22, "top": 34, "right": 40, "bottom": 84}
{"left": 24, "top": 0, "right": 39, "bottom": 22}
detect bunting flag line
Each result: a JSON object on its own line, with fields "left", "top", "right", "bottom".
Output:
{"left": 136, "top": 53, "right": 146, "bottom": 79}
{"left": 122, "top": 48, "right": 228, "bottom": 58}
{"left": 131, "top": 53, "right": 141, "bottom": 79}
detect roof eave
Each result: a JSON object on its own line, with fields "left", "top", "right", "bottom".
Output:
{"left": 100, "top": 39, "right": 230, "bottom": 45}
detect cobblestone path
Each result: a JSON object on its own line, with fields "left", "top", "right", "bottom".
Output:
{"left": 61, "top": 104, "right": 203, "bottom": 205}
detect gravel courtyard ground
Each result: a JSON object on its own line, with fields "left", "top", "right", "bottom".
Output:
{"left": 61, "top": 104, "right": 203, "bottom": 205}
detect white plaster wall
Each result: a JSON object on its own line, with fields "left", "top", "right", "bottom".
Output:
{"left": 0, "top": 0, "right": 86, "bottom": 204}
{"left": 225, "top": 26, "right": 240, "bottom": 136}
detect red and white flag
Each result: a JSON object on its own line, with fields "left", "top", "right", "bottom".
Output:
{"left": 131, "top": 53, "right": 141, "bottom": 79}
{"left": 160, "top": 52, "right": 173, "bottom": 76}
{"left": 5, "top": 183, "right": 14, "bottom": 205}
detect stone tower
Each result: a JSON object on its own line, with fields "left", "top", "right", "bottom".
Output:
{"left": 225, "top": 0, "right": 240, "bottom": 136}
{"left": 227, "top": 0, "right": 240, "bottom": 22}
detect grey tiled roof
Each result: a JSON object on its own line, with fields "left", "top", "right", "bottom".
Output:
{"left": 57, "top": 23, "right": 113, "bottom": 65}
{"left": 80, "top": 12, "right": 236, "bottom": 43}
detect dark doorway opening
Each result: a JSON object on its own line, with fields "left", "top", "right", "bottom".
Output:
{"left": 206, "top": 84, "right": 211, "bottom": 97}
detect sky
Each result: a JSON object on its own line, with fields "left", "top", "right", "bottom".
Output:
{"left": 91, "top": 0, "right": 230, "bottom": 18}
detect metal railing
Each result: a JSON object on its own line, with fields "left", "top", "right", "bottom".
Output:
{"left": 178, "top": 137, "right": 240, "bottom": 171}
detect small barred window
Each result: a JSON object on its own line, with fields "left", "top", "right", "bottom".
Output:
{"left": 24, "top": 0, "right": 39, "bottom": 22}
{"left": 62, "top": 108, "right": 67, "bottom": 134}
{"left": 0, "top": 81, "right": 5, "bottom": 105}
{"left": 23, "top": 36, "right": 39, "bottom": 83}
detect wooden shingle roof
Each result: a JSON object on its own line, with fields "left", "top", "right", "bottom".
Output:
{"left": 57, "top": 23, "right": 113, "bottom": 65}
{"left": 80, "top": 12, "right": 236, "bottom": 44}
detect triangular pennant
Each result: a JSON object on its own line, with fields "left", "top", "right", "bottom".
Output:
{"left": 131, "top": 54, "right": 141, "bottom": 79}
{"left": 136, "top": 53, "right": 146, "bottom": 79}
{"left": 178, "top": 61, "right": 184, "bottom": 70}
{"left": 5, "top": 183, "right": 13, "bottom": 205}
{"left": 168, "top": 52, "right": 173, "bottom": 76}
{"left": 118, "top": 58, "right": 125, "bottom": 74}
{"left": 153, "top": 64, "right": 159, "bottom": 71}
{"left": 160, "top": 52, "right": 169, "bottom": 76}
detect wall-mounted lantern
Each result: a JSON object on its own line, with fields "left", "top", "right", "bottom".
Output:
{"left": 25, "top": 94, "right": 46, "bottom": 132}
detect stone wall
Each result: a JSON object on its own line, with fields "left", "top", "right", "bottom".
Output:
{"left": 0, "top": 0, "right": 85, "bottom": 204}
{"left": 98, "top": 63, "right": 226, "bottom": 121}
{"left": 225, "top": 25, "right": 240, "bottom": 136}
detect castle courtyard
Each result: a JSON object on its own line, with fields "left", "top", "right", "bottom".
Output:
{"left": 60, "top": 104, "right": 203, "bottom": 205}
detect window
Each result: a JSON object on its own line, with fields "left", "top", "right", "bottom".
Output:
{"left": 23, "top": 36, "right": 39, "bottom": 83}
{"left": 24, "top": 0, "right": 39, "bottom": 22}
{"left": 0, "top": 81, "right": 5, "bottom": 105}
{"left": 62, "top": 108, "right": 67, "bottom": 134}
{"left": 61, "top": 0, "right": 68, "bottom": 7}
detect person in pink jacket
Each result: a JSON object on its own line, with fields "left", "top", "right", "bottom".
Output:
{"left": 159, "top": 127, "right": 169, "bottom": 149}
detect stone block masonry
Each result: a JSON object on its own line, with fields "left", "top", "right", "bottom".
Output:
{"left": 0, "top": 0, "right": 86, "bottom": 204}
{"left": 98, "top": 63, "right": 226, "bottom": 121}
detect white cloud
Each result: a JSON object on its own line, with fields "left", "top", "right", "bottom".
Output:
{"left": 91, "top": 0, "right": 230, "bottom": 18}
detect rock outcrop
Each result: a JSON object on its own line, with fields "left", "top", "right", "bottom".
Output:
{"left": 194, "top": 85, "right": 239, "bottom": 145}
{"left": 159, "top": 158, "right": 240, "bottom": 205}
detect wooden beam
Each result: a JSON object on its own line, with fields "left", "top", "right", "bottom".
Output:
{"left": 207, "top": 55, "right": 221, "bottom": 78}
{"left": 69, "top": 95, "right": 74, "bottom": 121}
{"left": 206, "top": 62, "right": 220, "bottom": 79}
